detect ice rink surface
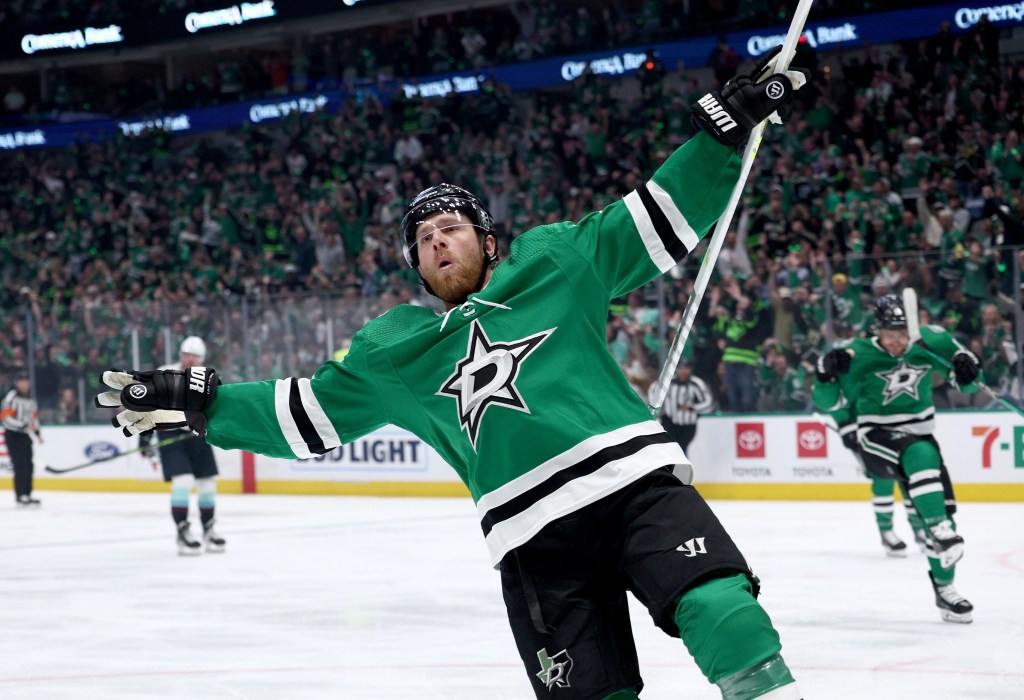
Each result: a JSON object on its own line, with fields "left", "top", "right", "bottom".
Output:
{"left": 1, "top": 490, "right": 1021, "bottom": 700}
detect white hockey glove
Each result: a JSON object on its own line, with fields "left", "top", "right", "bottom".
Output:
{"left": 95, "top": 368, "right": 220, "bottom": 437}
{"left": 691, "top": 45, "right": 809, "bottom": 148}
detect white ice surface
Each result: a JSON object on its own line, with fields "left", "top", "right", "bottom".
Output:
{"left": 1, "top": 492, "right": 1022, "bottom": 699}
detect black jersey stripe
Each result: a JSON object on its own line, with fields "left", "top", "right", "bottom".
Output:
{"left": 636, "top": 181, "right": 688, "bottom": 261}
{"left": 288, "top": 378, "right": 329, "bottom": 455}
{"left": 479, "top": 432, "right": 675, "bottom": 536}
{"left": 858, "top": 413, "right": 935, "bottom": 431}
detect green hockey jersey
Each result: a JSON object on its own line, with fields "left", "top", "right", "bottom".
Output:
{"left": 205, "top": 132, "right": 741, "bottom": 566}
{"left": 812, "top": 325, "right": 981, "bottom": 440}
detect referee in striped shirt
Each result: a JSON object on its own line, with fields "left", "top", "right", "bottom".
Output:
{"left": 2, "top": 374, "right": 43, "bottom": 508}
{"left": 651, "top": 359, "right": 714, "bottom": 454}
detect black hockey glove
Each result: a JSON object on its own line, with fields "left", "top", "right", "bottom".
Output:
{"left": 95, "top": 368, "right": 220, "bottom": 437}
{"left": 816, "top": 349, "right": 852, "bottom": 383}
{"left": 691, "top": 46, "right": 809, "bottom": 148}
{"left": 950, "top": 350, "right": 981, "bottom": 387}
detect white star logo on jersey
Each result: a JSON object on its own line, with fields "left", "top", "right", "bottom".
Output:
{"left": 437, "top": 320, "right": 553, "bottom": 450}
{"left": 876, "top": 358, "right": 930, "bottom": 405}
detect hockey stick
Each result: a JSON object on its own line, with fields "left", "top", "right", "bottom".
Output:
{"left": 902, "top": 287, "right": 1024, "bottom": 417}
{"left": 648, "top": 0, "right": 816, "bottom": 418}
{"left": 44, "top": 433, "right": 190, "bottom": 474}
{"left": 811, "top": 411, "right": 840, "bottom": 434}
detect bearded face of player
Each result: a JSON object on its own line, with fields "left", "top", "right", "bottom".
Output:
{"left": 879, "top": 328, "right": 910, "bottom": 357}
{"left": 415, "top": 211, "right": 496, "bottom": 308}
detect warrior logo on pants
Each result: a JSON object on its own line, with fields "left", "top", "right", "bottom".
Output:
{"left": 536, "top": 648, "right": 573, "bottom": 690}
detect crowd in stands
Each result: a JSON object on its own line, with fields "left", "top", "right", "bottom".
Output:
{"left": 3, "top": 0, "right": 951, "bottom": 122}
{"left": 3, "top": 8, "right": 1024, "bottom": 423}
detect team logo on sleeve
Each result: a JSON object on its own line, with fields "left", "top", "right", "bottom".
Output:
{"left": 437, "top": 320, "right": 553, "bottom": 450}
{"left": 876, "top": 359, "right": 930, "bottom": 405}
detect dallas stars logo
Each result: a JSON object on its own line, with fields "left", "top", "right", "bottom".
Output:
{"left": 437, "top": 320, "right": 554, "bottom": 449}
{"left": 535, "top": 648, "right": 573, "bottom": 690}
{"left": 876, "top": 358, "right": 930, "bottom": 405}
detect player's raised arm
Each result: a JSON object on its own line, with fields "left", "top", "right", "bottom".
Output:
{"left": 563, "top": 48, "right": 807, "bottom": 299}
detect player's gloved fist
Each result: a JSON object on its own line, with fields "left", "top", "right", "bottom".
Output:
{"left": 816, "top": 349, "right": 852, "bottom": 383}
{"left": 691, "top": 45, "right": 809, "bottom": 148}
{"left": 950, "top": 350, "right": 981, "bottom": 387}
{"left": 95, "top": 368, "right": 220, "bottom": 437}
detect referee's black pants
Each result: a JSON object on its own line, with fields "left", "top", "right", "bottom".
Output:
{"left": 662, "top": 421, "right": 697, "bottom": 453}
{"left": 5, "top": 430, "right": 33, "bottom": 499}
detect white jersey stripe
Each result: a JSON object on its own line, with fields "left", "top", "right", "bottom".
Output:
{"left": 646, "top": 179, "right": 700, "bottom": 251}
{"left": 908, "top": 469, "right": 941, "bottom": 484}
{"left": 908, "top": 482, "right": 945, "bottom": 497}
{"left": 483, "top": 442, "right": 682, "bottom": 566}
{"left": 623, "top": 190, "right": 676, "bottom": 273}
{"left": 274, "top": 379, "right": 315, "bottom": 460}
{"left": 297, "top": 378, "right": 341, "bottom": 451}
{"left": 476, "top": 420, "right": 676, "bottom": 514}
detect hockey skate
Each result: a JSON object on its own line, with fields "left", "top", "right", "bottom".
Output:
{"left": 929, "top": 572, "right": 973, "bottom": 623}
{"left": 880, "top": 530, "right": 907, "bottom": 557}
{"left": 912, "top": 528, "right": 929, "bottom": 553}
{"left": 176, "top": 522, "right": 202, "bottom": 556}
{"left": 927, "top": 520, "right": 964, "bottom": 568}
{"left": 16, "top": 495, "right": 41, "bottom": 509}
{"left": 203, "top": 520, "right": 226, "bottom": 553}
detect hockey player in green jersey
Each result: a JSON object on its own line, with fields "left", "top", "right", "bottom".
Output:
{"left": 97, "top": 51, "right": 807, "bottom": 699}
{"left": 819, "top": 401, "right": 927, "bottom": 557}
{"left": 813, "top": 294, "right": 981, "bottom": 623}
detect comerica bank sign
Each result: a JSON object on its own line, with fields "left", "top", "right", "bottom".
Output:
{"left": 185, "top": 1, "right": 276, "bottom": 34}
{"left": 955, "top": 2, "right": 1024, "bottom": 27}
{"left": 21, "top": 25, "right": 123, "bottom": 55}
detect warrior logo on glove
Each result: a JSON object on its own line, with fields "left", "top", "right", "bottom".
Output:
{"left": 765, "top": 80, "right": 785, "bottom": 100}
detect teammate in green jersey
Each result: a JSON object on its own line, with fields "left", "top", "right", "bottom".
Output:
{"left": 813, "top": 294, "right": 981, "bottom": 623}
{"left": 820, "top": 403, "right": 927, "bottom": 557}
{"left": 97, "top": 51, "right": 808, "bottom": 699}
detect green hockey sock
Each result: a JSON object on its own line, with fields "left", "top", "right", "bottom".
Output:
{"left": 674, "top": 573, "right": 784, "bottom": 684}
{"left": 871, "top": 477, "right": 896, "bottom": 532}
{"left": 600, "top": 691, "right": 641, "bottom": 700}
{"left": 898, "top": 481, "right": 925, "bottom": 532}
{"left": 901, "top": 441, "right": 947, "bottom": 526}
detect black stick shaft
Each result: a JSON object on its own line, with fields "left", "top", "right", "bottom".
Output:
{"left": 43, "top": 433, "right": 190, "bottom": 474}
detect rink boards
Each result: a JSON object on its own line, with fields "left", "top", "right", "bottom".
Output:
{"left": 3, "top": 411, "right": 1023, "bottom": 501}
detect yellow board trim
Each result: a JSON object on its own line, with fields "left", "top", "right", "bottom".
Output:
{"left": 7, "top": 480, "right": 1024, "bottom": 501}
{"left": 22, "top": 478, "right": 246, "bottom": 494}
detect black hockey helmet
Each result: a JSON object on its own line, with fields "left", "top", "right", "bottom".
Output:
{"left": 399, "top": 183, "right": 494, "bottom": 268}
{"left": 875, "top": 294, "right": 908, "bottom": 330}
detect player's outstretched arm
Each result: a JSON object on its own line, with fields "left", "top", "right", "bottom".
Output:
{"left": 919, "top": 325, "right": 984, "bottom": 392}
{"left": 96, "top": 338, "right": 390, "bottom": 460}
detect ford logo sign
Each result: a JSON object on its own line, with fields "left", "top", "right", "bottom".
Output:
{"left": 85, "top": 442, "right": 119, "bottom": 461}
